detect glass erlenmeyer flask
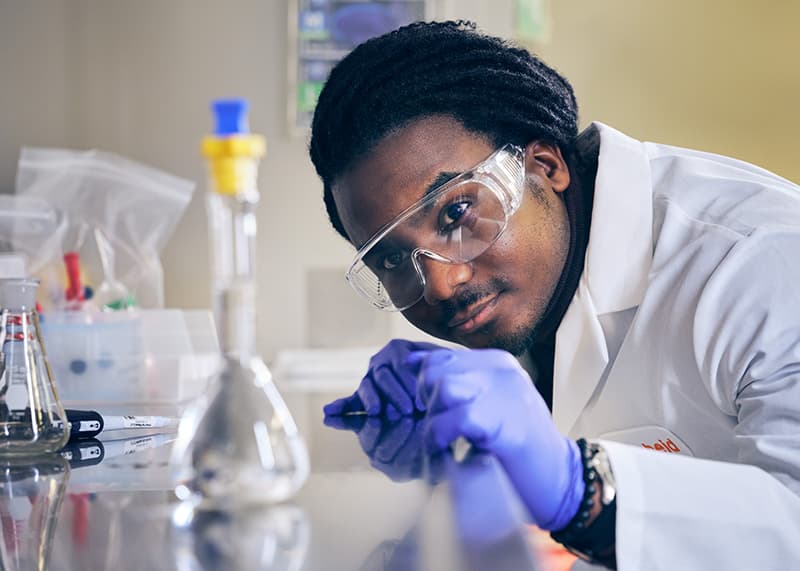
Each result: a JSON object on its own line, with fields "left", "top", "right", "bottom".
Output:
{"left": 171, "top": 99, "right": 309, "bottom": 509}
{"left": 0, "top": 279, "right": 70, "bottom": 456}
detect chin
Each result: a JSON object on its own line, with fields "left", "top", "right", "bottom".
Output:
{"left": 458, "top": 320, "right": 538, "bottom": 356}
{"left": 490, "top": 314, "right": 542, "bottom": 355}
{"left": 487, "top": 333, "right": 535, "bottom": 356}
{"left": 409, "top": 301, "right": 541, "bottom": 355}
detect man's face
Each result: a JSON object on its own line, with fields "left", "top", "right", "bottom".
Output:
{"left": 332, "top": 115, "right": 570, "bottom": 354}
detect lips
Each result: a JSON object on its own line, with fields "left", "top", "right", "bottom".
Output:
{"left": 447, "top": 294, "right": 500, "bottom": 332}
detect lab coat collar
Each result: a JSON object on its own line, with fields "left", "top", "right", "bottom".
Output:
{"left": 583, "top": 122, "right": 654, "bottom": 315}
{"left": 553, "top": 122, "right": 654, "bottom": 434}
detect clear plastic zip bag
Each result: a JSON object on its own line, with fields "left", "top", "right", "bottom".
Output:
{"left": 0, "top": 195, "right": 67, "bottom": 308}
{"left": 15, "top": 147, "right": 195, "bottom": 309}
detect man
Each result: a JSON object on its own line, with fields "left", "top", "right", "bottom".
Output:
{"left": 308, "top": 20, "right": 800, "bottom": 569}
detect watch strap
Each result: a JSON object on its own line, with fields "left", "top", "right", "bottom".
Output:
{"left": 551, "top": 439, "right": 617, "bottom": 568}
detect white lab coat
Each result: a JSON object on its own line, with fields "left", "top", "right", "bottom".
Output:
{"left": 554, "top": 123, "right": 800, "bottom": 570}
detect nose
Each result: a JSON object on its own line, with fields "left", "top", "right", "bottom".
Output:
{"left": 416, "top": 252, "right": 473, "bottom": 304}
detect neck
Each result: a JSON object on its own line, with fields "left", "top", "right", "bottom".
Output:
{"left": 208, "top": 191, "right": 259, "bottom": 363}
{"left": 527, "top": 128, "right": 599, "bottom": 410}
{"left": 533, "top": 143, "right": 597, "bottom": 340}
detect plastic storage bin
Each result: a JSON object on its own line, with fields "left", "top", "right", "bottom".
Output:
{"left": 40, "top": 309, "right": 219, "bottom": 415}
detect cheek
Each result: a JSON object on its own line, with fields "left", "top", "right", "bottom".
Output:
{"left": 401, "top": 306, "right": 442, "bottom": 339}
{"left": 398, "top": 199, "right": 569, "bottom": 337}
{"left": 491, "top": 199, "right": 570, "bottom": 290}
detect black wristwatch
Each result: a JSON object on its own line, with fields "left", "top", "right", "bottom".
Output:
{"left": 551, "top": 439, "right": 617, "bottom": 569}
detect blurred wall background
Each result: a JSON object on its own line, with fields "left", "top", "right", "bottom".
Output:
{"left": 1, "top": 0, "right": 798, "bottom": 361}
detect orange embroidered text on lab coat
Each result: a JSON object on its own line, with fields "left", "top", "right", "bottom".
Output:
{"left": 641, "top": 438, "right": 681, "bottom": 453}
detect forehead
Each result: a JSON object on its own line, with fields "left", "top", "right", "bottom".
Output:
{"left": 332, "top": 116, "right": 495, "bottom": 247}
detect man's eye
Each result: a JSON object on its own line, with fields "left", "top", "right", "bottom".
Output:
{"left": 379, "top": 250, "right": 408, "bottom": 271}
{"left": 440, "top": 201, "right": 471, "bottom": 230}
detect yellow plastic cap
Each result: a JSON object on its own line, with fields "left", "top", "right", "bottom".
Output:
{"left": 202, "top": 134, "right": 266, "bottom": 159}
{"left": 202, "top": 134, "right": 266, "bottom": 196}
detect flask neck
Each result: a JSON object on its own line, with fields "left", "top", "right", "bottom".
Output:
{"left": 1, "top": 310, "right": 46, "bottom": 359}
{"left": 207, "top": 184, "right": 260, "bottom": 363}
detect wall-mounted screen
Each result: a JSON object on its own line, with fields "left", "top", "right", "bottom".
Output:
{"left": 288, "top": 0, "right": 431, "bottom": 135}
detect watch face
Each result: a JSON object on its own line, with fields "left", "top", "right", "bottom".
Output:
{"left": 589, "top": 446, "right": 616, "bottom": 506}
{"left": 565, "top": 545, "right": 597, "bottom": 562}
{"left": 551, "top": 441, "right": 617, "bottom": 567}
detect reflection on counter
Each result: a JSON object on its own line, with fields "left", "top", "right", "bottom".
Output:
{"left": 326, "top": 414, "right": 543, "bottom": 570}
{"left": 0, "top": 455, "right": 70, "bottom": 571}
{"left": 323, "top": 414, "right": 439, "bottom": 484}
{"left": 0, "top": 391, "right": 565, "bottom": 570}
{"left": 171, "top": 503, "right": 309, "bottom": 571}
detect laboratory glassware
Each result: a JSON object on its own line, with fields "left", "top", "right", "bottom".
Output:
{"left": 0, "top": 454, "right": 70, "bottom": 571}
{"left": 172, "top": 502, "right": 310, "bottom": 570}
{"left": 172, "top": 99, "right": 309, "bottom": 509}
{"left": 0, "top": 278, "right": 70, "bottom": 456}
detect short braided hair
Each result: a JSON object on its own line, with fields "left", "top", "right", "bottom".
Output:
{"left": 309, "top": 20, "right": 579, "bottom": 239}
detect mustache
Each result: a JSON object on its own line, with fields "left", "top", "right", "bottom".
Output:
{"left": 440, "top": 276, "right": 511, "bottom": 321}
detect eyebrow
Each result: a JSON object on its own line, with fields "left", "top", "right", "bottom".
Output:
{"left": 411, "top": 171, "right": 461, "bottom": 224}
{"left": 424, "top": 171, "right": 461, "bottom": 199}
{"left": 364, "top": 170, "right": 465, "bottom": 247}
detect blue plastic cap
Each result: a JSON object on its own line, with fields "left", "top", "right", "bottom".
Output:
{"left": 211, "top": 98, "right": 250, "bottom": 136}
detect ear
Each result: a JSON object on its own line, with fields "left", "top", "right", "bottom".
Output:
{"left": 524, "top": 141, "right": 570, "bottom": 193}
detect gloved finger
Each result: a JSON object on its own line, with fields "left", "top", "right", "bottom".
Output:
{"left": 389, "top": 430, "right": 426, "bottom": 480}
{"left": 392, "top": 362, "right": 427, "bottom": 413}
{"left": 323, "top": 413, "right": 367, "bottom": 431}
{"left": 423, "top": 404, "right": 494, "bottom": 453}
{"left": 357, "top": 376, "right": 384, "bottom": 416}
{"left": 404, "top": 349, "right": 439, "bottom": 410}
{"left": 389, "top": 351, "right": 431, "bottom": 410}
{"left": 420, "top": 371, "right": 485, "bottom": 413}
{"left": 408, "top": 350, "right": 455, "bottom": 408}
{"left": 372, "top": 365, "right": 415, "bottom": 415}
{"left": 323, "top": 393, "right": 365, "bottom": 416}
{"left": 425, "top": 348, "right": 519, "bottom": 376}
{"left": 385, "top": 403, "right": 402, "bottom": 420}
{"left": 357, "top": 416, "right": 385, "bottom": 454}
{"left": 405, "top": 349, "right": 431, "bottom": 367}
{"left": 373, "top": 417, "right": 415, "bottom": 463}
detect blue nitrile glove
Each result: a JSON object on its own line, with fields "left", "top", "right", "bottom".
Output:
{"left": 323, "top": 339, "right": 444, "bottom": 417}
{"left": 324, "top": 414, "right": 447, "bottom": 484}
{"left": 407, "top": 348, "right": 585, "bottom": 531}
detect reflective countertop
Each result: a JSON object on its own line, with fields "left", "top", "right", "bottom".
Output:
{"left": 0, "top": 390, "right": 555, "bottom": 571}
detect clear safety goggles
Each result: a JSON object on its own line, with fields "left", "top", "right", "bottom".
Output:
{"left": 346, "top": 144, "right": 526, "bottom": 311}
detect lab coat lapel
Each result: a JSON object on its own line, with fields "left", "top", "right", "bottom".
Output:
{"left": 552, "top": 123, "right": 654, "bottom": 434}
{"left": 553, "top": 281, "right": 608, "bottom": 433}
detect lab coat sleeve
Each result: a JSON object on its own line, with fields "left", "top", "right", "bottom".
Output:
{"left": 600, "top": 440, "right": 800, "bottom": 570}
{"left": 603, "top": 227, "right": 800, "bottom": 570}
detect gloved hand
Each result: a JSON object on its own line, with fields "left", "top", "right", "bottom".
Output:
{"left": 323, "top": 339, "right": 444, "bottom": 417}
{"left": 324, "top": 414, "right": 447, "bottom": 484}
{"left": 407, "top": 348, "right": 585, "bottom": 531}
